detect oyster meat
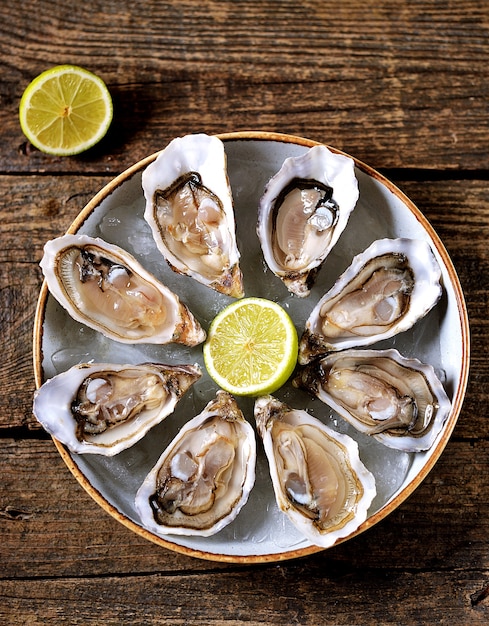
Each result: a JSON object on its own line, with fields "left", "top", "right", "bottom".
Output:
{"left": 33, "top": 362, "right": 202, "bottom": 455}
{"left": 40, "top": 234, "right": 205, "bottom": 346}
{"left": 257, "top": 145, "right": 359, "bottom": 297}
{"left": 254, "top": 395, "right": 376, "bottom": 548}
{"left": 294, "top": 348, "right": 451, "bottom": 452}
{"left": 299, "top": 238, "right": 442, "bottom": 363}
{"left": 142, "top": 134, "right": 244, "bottom": 298}
{"left": 136, "top": 391, "right": 256, "bottom": 537}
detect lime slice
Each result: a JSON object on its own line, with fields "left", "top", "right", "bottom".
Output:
{"left": 203, "top": 297, "right": 299, "bottom": 396}
{"left": 19, "top": 65, "right": 113, "bottom": 156}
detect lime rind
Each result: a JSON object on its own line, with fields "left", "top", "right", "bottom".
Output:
{"left": 19, "top": 65, "right": 113, "bottom": 156}
{"left": 203, "top": 297, "right": 299, "bottom": 397}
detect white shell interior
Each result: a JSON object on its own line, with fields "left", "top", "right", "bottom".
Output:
{"left": 257, "top": 144, "right": 359, "bottom": 277}
{"left": 38, "top": 138, "right": 466, "bottom": 558}
{"left": 302, "top": 237, "right": 443, "bottom": 354}
{"left": 142, "top": 133, "right": 241, "bottom": 290}
{"left": 256, "top": 397, "right": 376, "bottom": 548}
{"left": 135, "top": 392, "right": 256, "bottom": 538}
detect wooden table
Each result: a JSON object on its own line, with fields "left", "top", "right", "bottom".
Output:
{"left": 1, "top": 1, "right": 488, "bottom": 623}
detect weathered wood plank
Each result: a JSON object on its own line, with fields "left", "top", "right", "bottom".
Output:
{"left": 1, "top": 0, "right": 489, "bottom": 172}
{"left": 1, "top": 438, "right": 488, "bottom": 579}
{"left": 0, "top": 176, "right": 111, "bottom": 430}
{"left": 0, "top": 439, "right": 230, "bottom": 577}
{"left": 0, "top": 567, "right": 488, "bottom": 624}
{"left": 0, "top": 175, "right": 111, "bottom": 262}
{"left": 2, "top": 1, "right": 488, "bottom": 623}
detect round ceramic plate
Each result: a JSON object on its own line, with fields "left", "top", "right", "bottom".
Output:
{"left": 33, "top": 131, "right": 470, "bottom": 563}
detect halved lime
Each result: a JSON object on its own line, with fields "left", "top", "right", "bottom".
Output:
{"left": 203, "top": 298, "right": 299, "bottom": 396}
{"left": 19, "top": 65, "right": 113, "bottom": 156}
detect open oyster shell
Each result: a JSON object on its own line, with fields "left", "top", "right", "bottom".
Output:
{"left": 33, "top": 362, "right": 202, "bottom": 456}
{"left": 299, "top": 238, "right": 442, "bottom": 363}
{"left": 257, "top": 145, "right": 359, "bottom": 297}
{"left": 294, "top": 348, "right": 451, "bottom": 452}
{"left": 40, "top": 234, "right": 205, "bottom": 346}
{"left": 135, "top": 391, "right": 256, "bottom": 537}
{"left": 254, "top": 395, "right": 376, "bottom": 548}
{"left": 142, "top": 134, "right": 244, "bottom": 298}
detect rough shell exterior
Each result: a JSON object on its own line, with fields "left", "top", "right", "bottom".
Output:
{"left": 33, "top": 362, "right": 202, "bottom": 455}
{"left": 142, "top": 134, "right": 244, "bottom": 298}
{"left": 135, "top": 391, "right": 256, "bottom": 537}
{"left": 254, "top": 395, "right": 376, "bottom": 548}
{"left": 257, "top": 145, "right": 359, "bottom": 297}
{"left": 40, "top": 234, "right": 206, "bottom": 346}
{"left": 299, "top": 237, "right": 442, "bottom": 363}
{"left": 294, "top": 348, "right": 452, "bottom": 452}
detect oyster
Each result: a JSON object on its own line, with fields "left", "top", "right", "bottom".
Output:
{"left": 40, "top": 234, "right": 205, "bottom": 346}
{"left": 142, "top": 134, "right": 244, "bottom": 298}
{"left": 299, "top": 238, "right": 442, "bottom": 363}
{"left": 33, "top": 362, "right": 202, "bottom": 455}
{"left": 257, "top": 145, "right": 359, "bottom": 297}
{"left": 294, "top": 348, "right": 451, "bottom": 452}
{"left": 135, "top": 391, "right": 256, "bottom": 537}
{"left": 254, "top": 395, "right": 376, "bottom": 548}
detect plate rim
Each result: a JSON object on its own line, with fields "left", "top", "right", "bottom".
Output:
{"left": 32, "top": 130, "right": 470, "bottom": 563}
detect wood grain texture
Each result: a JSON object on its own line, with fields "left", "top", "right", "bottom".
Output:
{"left": 1, "top": 0, "right": 489, "bottom": 623}
{"left": 1, "top": 174, "right": 487, "bottom": 623}
{"left": 1, "top": 438, "right": 488, "bottom": 622}
{"left": 1, "top": 569, "right": 488, "bottom": 625}
{"left": 1, "top": 438, "right": 488, "bottom": 576}
{"left": 1, "top": 1, "right": 489, "bottom": 173}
